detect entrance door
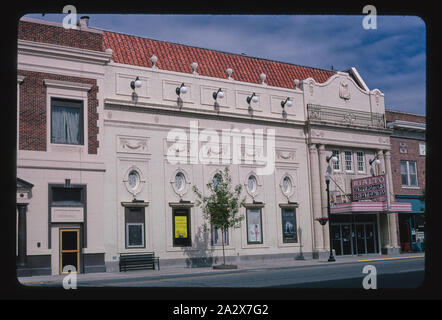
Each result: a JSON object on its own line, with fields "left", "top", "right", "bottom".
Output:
{"left": 331, "top": 225, "right": 342, "bottom": 256}
{"left": 341, "top": 224, "right": 353, "bottom": 255}
{"left": 173, "top": 209, "right": 191, "bottom": 247}
{"left": 356, "top": 224, "right": 366, "bottom": 254}
{"left": 365, "top": 223, "right": 376, "bottom": 253}
{"left": 60, "top": 228, "right": 80, "bottom": 274}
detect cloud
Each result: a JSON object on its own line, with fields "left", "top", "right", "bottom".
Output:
{"left": 23, "top": 13, "right": 426, "bottom": 114}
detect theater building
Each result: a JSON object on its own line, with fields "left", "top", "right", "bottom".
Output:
{"left": 385, "top": 110, "right": 425, "bottom": 253}
{"left": 16, "top": 17, "right": 409, "bottom": 276}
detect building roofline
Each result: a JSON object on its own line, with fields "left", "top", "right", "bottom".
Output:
{"left": 19, "top": 16, "right": 103, "bottom": 34}
{"left": 385, "top": 109, "right": 426, "bottom": 118}
{"left": 99, "top": 27, "right": 337, "bottom": 75}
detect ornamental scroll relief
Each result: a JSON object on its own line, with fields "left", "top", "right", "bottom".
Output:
{"left": 118, "top": 136, "right": 149, "bottom": 154}
{"left": 275, "top": 149, "right": 296, "bottom": 163}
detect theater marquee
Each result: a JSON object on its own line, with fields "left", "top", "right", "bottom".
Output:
{"left": 351, "top": 174, "right": 387, "bottom": 201}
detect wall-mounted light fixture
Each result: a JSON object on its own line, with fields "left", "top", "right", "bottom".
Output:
{"left": 326, "top": 155, "right": 338, "bottom": 164}
{"left": 212, "top": 88, "right": 225, "bottom": 101}
{"left": 246, "top": 92, "right": 259, "bottom": 104}
{"left": 281, "top": 97, "right": 293, "bottom": 109}
{"left": 176, "top": 83, "right": 188, "bottom": 96}
{"left": 369, "top": 155, "right": 381, "bottom": 166}
{"left": 130, "top": 76, "right": 142, "bottom": 90}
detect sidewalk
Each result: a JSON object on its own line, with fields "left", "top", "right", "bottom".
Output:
{"left": 18, "top": 252, "right": 425, "bottom": 285}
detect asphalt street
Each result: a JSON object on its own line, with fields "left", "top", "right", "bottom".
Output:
{"left": 25, "top": 255, "right": 425, "bottom": 289}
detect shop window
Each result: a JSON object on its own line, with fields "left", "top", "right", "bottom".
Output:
{"left": 246, "top": 208, "right": 263, "bottom": 244}
{"left": 125, "top": 207, "right": 145, "bottom": 248}
{"left": 173, "top": 208, "right": 191, "bottom": 247}
{"left": 401, "top": 160, "right": 418, "bottom": 187}
{"left": 51, "top": 98, "right": 84, "bottom": 145}
{"left": 281, "top": 208, "right": 297, "bottom": 243}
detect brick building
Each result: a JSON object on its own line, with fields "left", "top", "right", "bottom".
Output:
{"left": 385, "top": 110, "right": 426, "bottom": 252}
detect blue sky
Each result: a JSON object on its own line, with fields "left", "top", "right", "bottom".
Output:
{"left": 24, "top": 13, "right": 426, "bottom": 115}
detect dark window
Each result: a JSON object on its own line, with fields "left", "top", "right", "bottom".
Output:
{"left": 281, "top": 208, "right": 297, "bottom": 243}
{"left": 125, "top": 207, "right": 145, "bottom": 248}
{"left": 51, "top": 98, "right": 84, "bottom": 145}
{"left": 52, "top": 187, "right": 83, "bottom": 206}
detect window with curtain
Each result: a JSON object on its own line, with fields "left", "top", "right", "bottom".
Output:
{"left": 51, "top": 98, "right": 83, "bottom": 145}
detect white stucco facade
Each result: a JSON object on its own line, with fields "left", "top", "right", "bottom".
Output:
{"left": 16, "top": 18, "right": 400, "bottom": 276}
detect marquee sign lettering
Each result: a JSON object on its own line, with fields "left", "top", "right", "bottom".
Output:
{"left": 351, "top": 174, "right": 387, "bottom": 201}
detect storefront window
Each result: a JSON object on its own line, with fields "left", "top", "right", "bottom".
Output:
{"left": 247, "top": 208, "right": 263, "bottom": 244}
{"left": 281, "top": 208, "right": 297, "bottom": 243}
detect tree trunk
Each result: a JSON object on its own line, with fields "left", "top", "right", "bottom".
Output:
{"left": 222, "top": 227, "right": 226, "bottom": 266}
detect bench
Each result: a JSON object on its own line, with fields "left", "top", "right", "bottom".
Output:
{"left": 119, "top": 252, "right": 160, "bottom": 272}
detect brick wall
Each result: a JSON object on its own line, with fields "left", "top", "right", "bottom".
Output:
{"left": 18, "top": 20, "right": 103, "bottom": 51}
{"left": 385, "top": 110, "right": 426, "bottom": 124}
{"left": 18, "top": 70, "right": 99, "bottom": 154}
{"left": 389, "top": 136, "right": 425, "bottom": 196}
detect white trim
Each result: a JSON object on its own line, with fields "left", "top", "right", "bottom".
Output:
{"left": 18, "top": 39, "right": 112, "bottom": 65}
{"left": 17, "top": 75, "right": 25, "bottom": 83}
{"left": 44, "top": 79, "right": 92, "bottom": 92}
{"left": 349, "top": 67, "right": 370, "bottom": 92}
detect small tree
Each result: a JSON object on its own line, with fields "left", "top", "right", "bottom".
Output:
{"left": 193, "top": 167, "right": 245, "bottom": 267}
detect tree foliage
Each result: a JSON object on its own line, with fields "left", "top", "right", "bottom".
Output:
{"left": 193, "top": 167, "right": 245, "bottom": 233}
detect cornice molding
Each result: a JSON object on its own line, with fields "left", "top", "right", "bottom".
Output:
{"left": 18, "top": 39, "right": 112, "bottom": 65}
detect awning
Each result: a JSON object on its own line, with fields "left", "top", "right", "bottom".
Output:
{"left": 396, "top": 195, "right": 425, "bottom": 214}
{"left": 331, "top": 201, "right": 412, "bottom": 214}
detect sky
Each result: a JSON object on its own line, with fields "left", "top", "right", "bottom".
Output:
{"left": 24, "top": 13, "right": 426, "bottom": 115}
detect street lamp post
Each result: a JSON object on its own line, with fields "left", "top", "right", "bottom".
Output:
{"left": 325, "top": 172, "right": 336, "bottom": 262}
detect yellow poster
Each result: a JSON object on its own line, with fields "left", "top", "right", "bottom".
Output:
{"left": 174, "top": 216, "right": 188, "bottom": 239}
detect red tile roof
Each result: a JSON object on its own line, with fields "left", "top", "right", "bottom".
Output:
{"left": 102, "top": 31, "right": 336, "bottom": 89}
